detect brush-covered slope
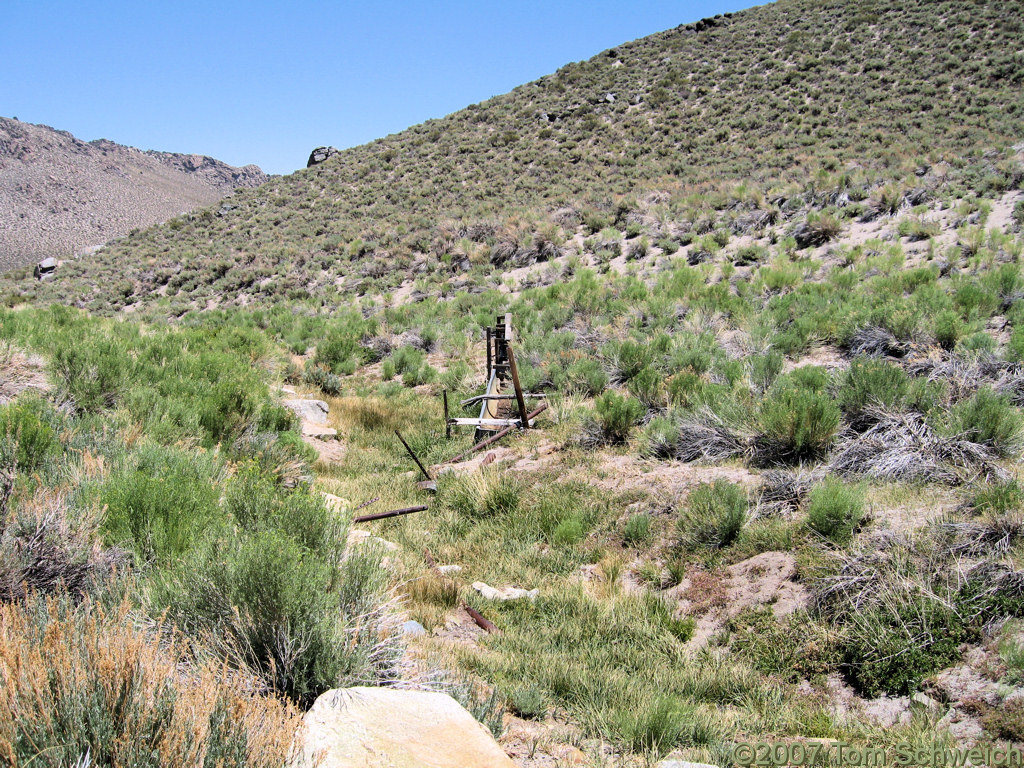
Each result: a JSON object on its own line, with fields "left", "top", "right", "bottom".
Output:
{"left": 0, "top": 117, "right": 269, "bottom": 271}
{"left": 5, "top": 0, "right": 1024, "bottom": 311}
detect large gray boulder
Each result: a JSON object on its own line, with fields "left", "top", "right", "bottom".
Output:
{"left": 290, "top": 687, "right": 516, "bottom": 768}
{"left": 283, "top": 398, "right": 329, "bottom": 425}
{"left": 307, "top": 146, "right": 341, "bottom": 167}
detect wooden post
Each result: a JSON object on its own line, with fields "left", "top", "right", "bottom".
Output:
{"left": 505, "top": 344, "right": 529, "bottom": 429}
{"left": 442, "top": 389, "right": 451, "bottom": 439}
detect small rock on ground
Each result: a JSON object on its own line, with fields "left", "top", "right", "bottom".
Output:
{"left": 472, "top": 581, "right": 538, "bottom": 601}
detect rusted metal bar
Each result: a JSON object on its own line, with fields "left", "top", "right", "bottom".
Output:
{"left": 463, "top": 603, "right": 499, "bottom": 634}
{"left": 395, "top": 429, "right": 432, "bottom": 482}
{"left": 506, "top": 344, "right": 529, "bottom": 429}
{"left": 424, "top": 547, "right": 439, "bottom": 571}
{"left": 445, "top": 403, "right": 549, "bottom": 464}
{"left": 443, "top": 389, "right": 451, "bottom": 440}
{"left": 353, "top": 496, "right": 380, "bottom": 511}
{"left": 485, "top": 327, "right": 492, "bottom": 378}
{"left": 353, "top": 505, "right": 428, "bottom": 523}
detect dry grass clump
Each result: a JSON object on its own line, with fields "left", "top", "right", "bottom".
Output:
{"left": 0, "top": 593, "right": 298, "bottom": 768}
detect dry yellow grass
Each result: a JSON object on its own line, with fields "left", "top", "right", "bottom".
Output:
{"left": 0, "top": 594, "right": 299, "bottom": 768}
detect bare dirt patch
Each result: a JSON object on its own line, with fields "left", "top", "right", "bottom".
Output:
{"left": 670, "top": 551, "right": 809, "bottom": 649}
{"left": 592, "top": 454, "right": 760, "bottom": 497}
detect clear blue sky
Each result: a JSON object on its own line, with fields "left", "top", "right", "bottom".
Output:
{"left": 4, "top": 0, "right": 756, "bottom": 175}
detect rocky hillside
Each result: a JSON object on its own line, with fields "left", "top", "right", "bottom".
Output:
{"left": 9, "top": 0, "right": 1021, "bottom": 312}
{"left": 0, "top": 117, "right": 268, "bottom": 271}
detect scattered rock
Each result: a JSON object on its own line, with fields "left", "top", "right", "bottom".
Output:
{"left": 322, "top": 493, "right": 349, "bottom": 512}
{"left": 472, "top": 582, "right": 539, "bottom": 602}
{"left": 33, "top": 257, "right": 56, "bottom": 280}
{"left": 302, "top": 424, "right": 338, "bottom": 439}
{"left": 284, "top": 398, "right": 330, "bottom": 425}
{"left": 400, "top": 620, "right": 426, "bottom": 637}
{"left": 290, "top": 686, "right": 517, "bottom": 768}
{"left": 347, "top": 529, "right": 399, "bottom": 552}
{"left": 945, "top": 717, "right": 985, "bottom": 744}
{"left": 307, "top": 146, "right": 341, "bottom": 167}
{"left": 437, "top": 565, "right": 462, "bottom": 575}
{"left": 861, "top": 696, "right": 912, "bottom": 727}
{"left": 304, "top": 436, "right": 345, "bottom": 464}
{"left": 926, "top": 664, "right": 1003, "bottom": 706}
{"left": 911, "top": 692, "right": 940, "bottom": 710}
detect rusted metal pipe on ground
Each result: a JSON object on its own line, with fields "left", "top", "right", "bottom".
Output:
{"left": 353, "top": 505, "right": 428, "bottom": 523}
{"left": 463, "top": 604, "right": 499, "bottom": 634}
{"left": 445, "top": 403, "right": 549, "bottom": 464}
{"left": 423, "top": 547, "right": 498, "bottom": 633}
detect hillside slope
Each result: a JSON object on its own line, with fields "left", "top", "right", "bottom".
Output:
{"left": 10, "top": 0, "right": 1022, "bottom": 312}
{"left": 0, "top": 117, "right": 269, "bottom": 271}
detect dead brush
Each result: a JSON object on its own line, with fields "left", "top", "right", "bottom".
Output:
{"left": 842, "top": 325, "right": 909, "bottom": 358}
{"left": 937, "top": 514, "right": 1023, "bottom": 558}
{"left": 0, "top": 488, "right": 121, "bottom": 601}
{"left": 827, "top": 406, "right": 1006, "bottom": 485}
{"left": 958, "top": 562, "right": 1024, "bottom": 625}
{"left": 906, "top": 351, "right": 1014, "bottom": 402}
{"left": 754, "top": 467, "right": 823, "bottom": 518}
{"left": 812, "top": 534, "right": 923, "bottom": 617}
{"left": 652, "top": 408, "right": 752, "bottom": 464}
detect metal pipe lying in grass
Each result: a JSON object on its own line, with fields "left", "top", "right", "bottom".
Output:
{"left": 353, "top": 505, "right": 428, "bottom": 523}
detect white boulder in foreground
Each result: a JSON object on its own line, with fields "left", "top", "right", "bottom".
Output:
{"left": 290, "top": 686, "right": 516, "bottom": 768}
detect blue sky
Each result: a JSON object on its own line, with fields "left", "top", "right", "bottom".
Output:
{"left": 4, "top": 1, "right": 755, "bottom": 175}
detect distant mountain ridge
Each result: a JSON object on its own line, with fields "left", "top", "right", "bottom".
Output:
{"left": 0, "top": 117, "right": 269, "bottom": 271}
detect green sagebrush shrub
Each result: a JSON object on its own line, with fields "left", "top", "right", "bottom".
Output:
{"left": 678, "top": 480, "right": 747, "bottom": 550}
{"left": 0, "top": 395, "right": 60, "bottom": 472}
{"left": 594, "top": 390, "right": 644, "bottom": 444}
{"left": 152, "top": 467, "right": 397, "bottom": 708}
{"left": 837, "top": 358, "right": 909, "bottom": 426}
{"left": 806, "top": 478, "right": 865, "bottom": 545}
{"left": 758, "top": 378, "right": 840, "bottom": 462}
{"left": 949, "top": 387, "right": 1024, "bottom": 456}
{"left": 100, "top": 444, "right": 223, "bottom": 565}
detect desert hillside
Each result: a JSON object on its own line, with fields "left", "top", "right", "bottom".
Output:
{"left": 1, "top": 0, "right": 1023, "bottom": 766}
{"left": 0, "top": 116, "right": 268, "bottom": 271}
